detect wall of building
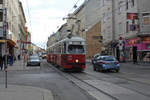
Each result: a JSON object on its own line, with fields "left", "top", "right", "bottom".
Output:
{"left": 86, "top": 21, "right": 101, "bottom": 58}
{"left": 114, "top": 0, "right": 138, "bottom": 40}
{"left": 74, "top": 3, "right": 86, "bottom": 38}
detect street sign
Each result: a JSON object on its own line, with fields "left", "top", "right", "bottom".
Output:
{"left": 119, "top": 36, "right": 123, "bottom": 50}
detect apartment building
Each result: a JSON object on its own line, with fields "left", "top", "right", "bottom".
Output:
{"left": 113, "top": 0, "right": 150, "bottom": 62}
{"left": 0, "top": 0, "right": 26, "bottom": 57}
{"left": 73, "top": 3, "right": 86, "bottom": 39}
{"left": 18, "top": 1, "right": 26, "bottom": 55}
{"left": 57, "top": 23, "right": 68, "bottom": 41}
{"left": 47, "top": 33, "right": 57, "bottom": 48}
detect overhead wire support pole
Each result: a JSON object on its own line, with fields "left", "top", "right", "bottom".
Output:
{"left": 3, "top": 0, "right": 8, "bottom": 88}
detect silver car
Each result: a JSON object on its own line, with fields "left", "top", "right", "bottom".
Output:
{"left": 27, "top": 56, "right": 41, "bottom": 66}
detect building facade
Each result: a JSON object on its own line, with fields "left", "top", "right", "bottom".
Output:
{"left": 0, "top": 0, "right": 26, "bottom": 58}
{"left": 113, "top": 0, "right": 150, "bottom": 62}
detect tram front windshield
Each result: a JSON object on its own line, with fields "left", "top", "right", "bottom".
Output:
{"left": 68, "top": 45, "right": 84, "bottom": 54}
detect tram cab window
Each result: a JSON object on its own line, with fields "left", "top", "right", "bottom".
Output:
{"left": 68, "top": 45, "right": 84, "bottom": 54}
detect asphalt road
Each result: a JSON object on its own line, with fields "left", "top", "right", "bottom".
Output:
{"left": 0, "top": 60, "right": 96, "bottom": 100}
{"left": 0, "top": 60, "right": 150, "bottom": 100}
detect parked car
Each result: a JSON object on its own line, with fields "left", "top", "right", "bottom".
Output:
{"left": 91, "top": 53, "right": 101, "bottom": 64}
{"left": 92, "top": 55, "right": 120, "bottom": 72}
{"left": 27, "top": 55, "right": 41, "bottom": 66}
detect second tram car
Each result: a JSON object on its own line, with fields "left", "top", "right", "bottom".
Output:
{"left": 47, "top": 37, "right": 86, "bottom": 71}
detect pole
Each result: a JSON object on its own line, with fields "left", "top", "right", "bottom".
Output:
{"left": 112, "top": 0, "right": 115, "bottom": 56}
{"left": 3, "top": 0, "right": 8, "bottom": 88}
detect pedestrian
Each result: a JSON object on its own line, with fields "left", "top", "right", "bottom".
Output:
{"left": 9, "top": 54, "right": 13, "bottom": 66}
{"left": 0, "top": 55, "right": 3, "bottom": 70}
{"left": 18, "top": 54, "right": 20, "bottom": 60}
{"left": 3, "top": 53, "right": 8, "bottom": 69}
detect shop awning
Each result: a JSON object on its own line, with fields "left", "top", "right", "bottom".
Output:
{"left": 7, "top": 39, "right": 16, "bottom": 47}
{"left": 0, "top": 40, "right": 6, "bottom": 43}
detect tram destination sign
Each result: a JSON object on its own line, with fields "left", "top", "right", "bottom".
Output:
{"left": 72, "top": 41, "right": 81, "bottom": 45}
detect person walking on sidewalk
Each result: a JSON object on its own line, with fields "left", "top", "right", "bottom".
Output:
{"left": 9, "top": 54, "right": 14, "bottom": 66}
{"left": 0, "top": 55, "right": 3, "bottom": 70}
{"left": 18, "top": 54, "right": 20, "bottom": 60}
{"left": 3, "top": 53, "right": 8, "bottom": 68}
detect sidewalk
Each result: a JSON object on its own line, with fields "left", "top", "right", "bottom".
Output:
{"left": 0, "top": 85, "right": 54, "bottom": 100}
{"left": 7, "top": 60, "right": 25, "bottom": 71}
{"left": 0, "top": 60, "right": 54, "bottom": 100}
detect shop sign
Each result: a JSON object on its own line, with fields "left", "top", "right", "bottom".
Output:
{"left": 127, "top": 13, "right": 138, "bottom": 20}
{"left": 126, "top": 38, "right": 139, "bottom": 46}
{"left": 142, "top": 37, "right": 150, "bottom": 43}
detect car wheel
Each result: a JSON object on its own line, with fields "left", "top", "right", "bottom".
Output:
{"left": 26, "top": 63, "right": 29, "bottom": 66}
{"left": 93, "top": 65, "right": 96, "bottom": 71}
{"left": 115, "top": 69, "right": 119, "bottom": 73}
{"left": 98, "top": 66, "right": 103, "bottom": 72}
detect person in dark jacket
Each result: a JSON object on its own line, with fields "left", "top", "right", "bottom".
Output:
{"left": 3, "top": 54, "right": 8, "bottom": 68}
{"left": 0, "top": 55, "right": 3, "bottom": 70}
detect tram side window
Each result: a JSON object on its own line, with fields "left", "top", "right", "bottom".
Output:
{"left": 58, "top": 45, "right": 61, "bottom": 54}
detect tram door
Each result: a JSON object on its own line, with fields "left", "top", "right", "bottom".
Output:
{"left": 133, "top": 46, "right": 137, "bottom": 63}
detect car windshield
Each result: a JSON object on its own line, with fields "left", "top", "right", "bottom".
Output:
{"left": 102, "top": 56, "right": 116, "bottom": 61}
{"left": 68, "top": 45, "right": 84, "bottom": 54}
{"left": 30, "top": 56, "right": 39, "bottom": 60}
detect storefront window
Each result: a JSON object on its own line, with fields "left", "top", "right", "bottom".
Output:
{"left": 146, "top": 44, "right": 150, "bottom": 49}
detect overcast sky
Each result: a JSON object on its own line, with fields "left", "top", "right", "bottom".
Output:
{"left": 20, "top": 0, "right": 85, "bottom": 49}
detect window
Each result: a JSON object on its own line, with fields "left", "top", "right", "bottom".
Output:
{"left": 103, "top": 0, "right": 107, "bottom": 6}
{"left": 0, "top": 11, "right": 3, "bottom": 21}
{"left": 118, "top": 1, "right": 124, "bottom": 14}
{"left": 126, "top": 0, "right": 128, "bottom": 10}
{"left": 126, "top": 21, "right": 129, "bottom": 33}
{"left": 0, "top": 0, "right": 3, "bottom": 4}
{"left": 147, "top": 44, "right": 150, "bottom": 49}
{"left": 131, "top": 0, "right": 134, "bottom": 7}
{"left": 119, "top": 22, "right": 124, "bottom": 34}
{"left": 103, "top": 12, "right": 108, "bottom": 23}
{"left": 68, "top": 45, "right": 84, "bottom": 54}
{"left": 143, "top": 13, "right": 150, "bottom": 25}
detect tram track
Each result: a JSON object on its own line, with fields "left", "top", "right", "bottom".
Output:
{"left": 84, "top": 71, "right": 150, "bottom": 98}
{"left": 46, "top": 62, "right": 150, "bottom": 100}
{"left": 46, "top": 62, "right": 118, "bottom": 100}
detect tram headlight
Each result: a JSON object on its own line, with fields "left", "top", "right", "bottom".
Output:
{"left": 75, "top": 59, "right": 79, "bottom": 63}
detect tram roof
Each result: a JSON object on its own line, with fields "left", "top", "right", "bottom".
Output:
{"left": 47, "top": 36, "right": 85, "bottom": 49}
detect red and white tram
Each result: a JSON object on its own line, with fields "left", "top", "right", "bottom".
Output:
{"left": 47, "top": 36, "right": 86, "bottom": 71}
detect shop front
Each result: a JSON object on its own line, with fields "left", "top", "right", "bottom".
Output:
{"left": 125, "top": 37, "right": 150, "bottom": 63}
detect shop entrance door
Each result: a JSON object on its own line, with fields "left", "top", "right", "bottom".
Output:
{"left": 116, "top": 47, "right": 120, "bottom": 61}
{"left": 133, "top": 46, "right": 137, "bottom": 63}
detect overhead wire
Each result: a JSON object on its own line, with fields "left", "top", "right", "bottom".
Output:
{"left": 64, "top": 0, "right": 84, "bottom": 17}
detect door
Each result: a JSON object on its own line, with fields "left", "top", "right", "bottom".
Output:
{"left": 133, "top": 46, "right": 137, "bottom": 63}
